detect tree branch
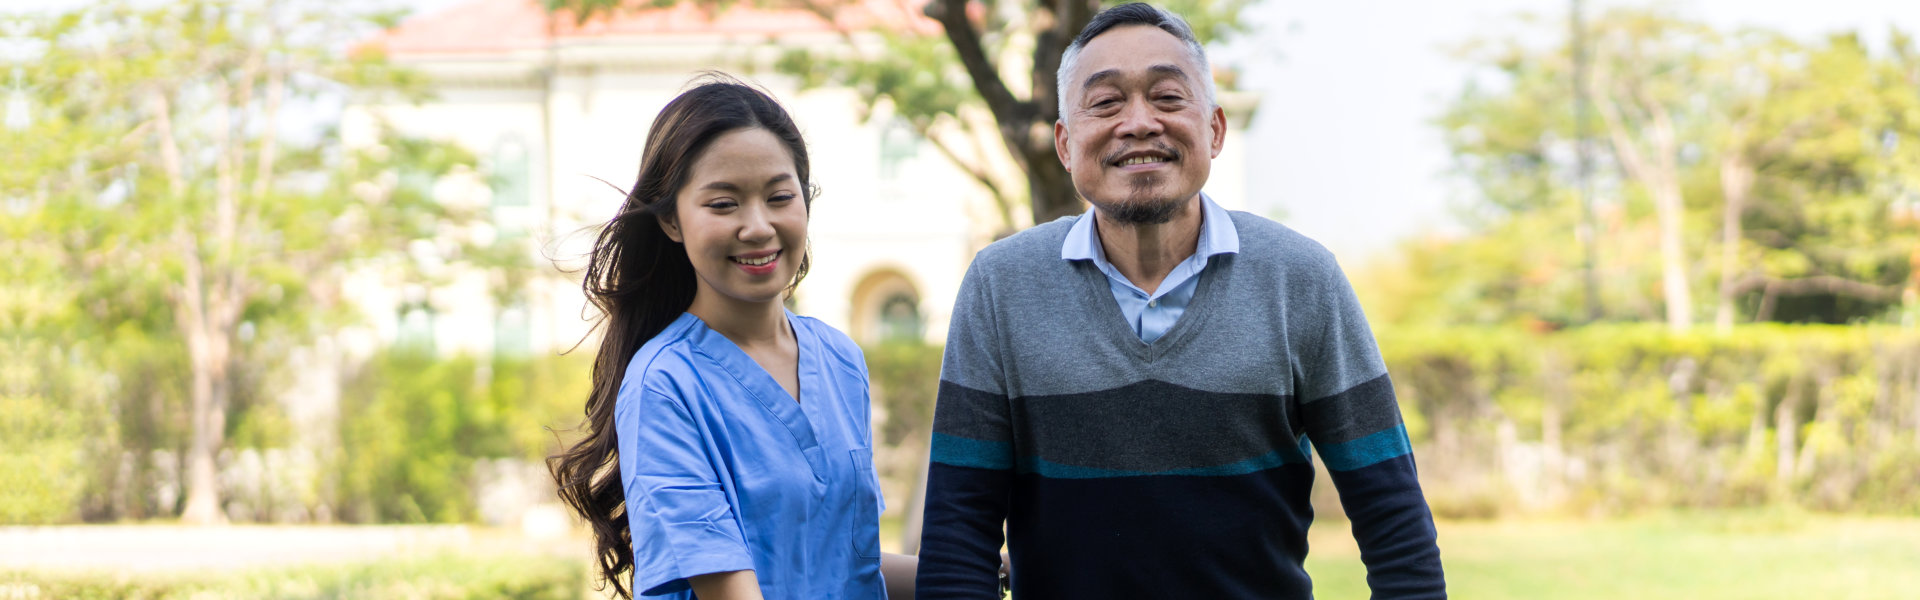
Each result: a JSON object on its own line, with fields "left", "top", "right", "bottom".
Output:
{"left": 914, "top": 119, "right": 1013, "bottom": 229}
{"left": 930, "top": 0, "right": 1028, "bottom": 135}
{"left": 253, "top": 55, "right": 286, "bottom": 201}
{"left": 1730, "top": 274, "right": 1905, "bottom": 301}
{"left": 1589, "top": 56, "right": 1653, "bottom": 183}
{"left": 149, "top": 90, "right": 187, "bottom": 198}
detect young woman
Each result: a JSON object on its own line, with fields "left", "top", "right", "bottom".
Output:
{"left": 549, "top": 77, "right": 916, "bottom": 599}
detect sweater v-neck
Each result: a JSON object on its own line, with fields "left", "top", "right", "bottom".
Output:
{"left": 1072, "top": 253, "right": 1227, "bottom": 364}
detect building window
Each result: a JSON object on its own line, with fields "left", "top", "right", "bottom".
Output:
{"left": 878, "top": 119, "right": 919, "bottom": 183}
{"left": 850, "top": 270, "right": 923, "bottom": 345}
{"left": 877, "top": 292, "right": 923, "bottom": 343}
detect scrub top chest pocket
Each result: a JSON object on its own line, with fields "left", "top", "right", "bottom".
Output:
{"left": 850, "top": 447, "right": 883, "bottom": 558}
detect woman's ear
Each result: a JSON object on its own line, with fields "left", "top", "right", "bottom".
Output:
{"left": 657, "top": 213, "right": 683, "bottom": 243}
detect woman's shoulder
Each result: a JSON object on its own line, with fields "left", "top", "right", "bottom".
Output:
{"left": 792, "top": 314, "right": 866, "bottom": 378}
{"left": 618, "top": 313, "right": 705, "bottom": 402}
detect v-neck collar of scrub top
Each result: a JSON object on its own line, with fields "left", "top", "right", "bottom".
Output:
{"left": 680, "top": 309, "right": 830, "bottom": 489}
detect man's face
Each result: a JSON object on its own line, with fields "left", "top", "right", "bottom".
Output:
{"left": 1055, "top": 24, "right": 1226, "bottom": 224}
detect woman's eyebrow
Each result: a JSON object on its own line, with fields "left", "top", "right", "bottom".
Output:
{"left": 698, "top": 173, "right": 793, "bottom": 192}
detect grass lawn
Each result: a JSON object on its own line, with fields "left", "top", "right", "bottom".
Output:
{"left": 1306, "top": 510, "right": 1920, "bottom": 599}
{"left": 9, "top": 551, "right": 587, "bottom": 600}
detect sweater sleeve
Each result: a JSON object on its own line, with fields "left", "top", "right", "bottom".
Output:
{"left": 1295, "top": 259, "right": 1447, "bottom": 599}
{"left": 914, "top": 259, "right": 1014, "bottom": 599}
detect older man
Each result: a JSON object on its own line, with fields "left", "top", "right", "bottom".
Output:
{"left": 914, "top": 3, "right": 1447, "bottom": 598}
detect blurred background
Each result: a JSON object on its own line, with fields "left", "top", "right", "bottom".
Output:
{"left": 6, "top": 0, "right": 1918, "bottom": 598}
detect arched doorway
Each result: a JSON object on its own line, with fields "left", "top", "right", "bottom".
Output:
{"left": 849, "top": 269, "right": 924, "bottom": 345}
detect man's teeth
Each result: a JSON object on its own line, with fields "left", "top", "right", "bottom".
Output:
{"left": 1120, "top": 156, "right": 1168, "bottom": 166}
{"left": 733, "top": 252, "right": 778, "bottom": 266}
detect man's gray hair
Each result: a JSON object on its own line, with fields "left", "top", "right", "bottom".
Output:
{"left": 1056, "top": 3, "right": 1218, "bottom": 127}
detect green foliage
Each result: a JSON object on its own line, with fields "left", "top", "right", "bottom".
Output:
{"left": 335, "top": 351, "right": 590, "bottom": 524}
{"left": 9, "top": 551, "right": 585, "bottom": 600}
{"left": 1428, "top": 9, "right": 1919, "bottom": 327}
{"left": 1381, "top": 323, "right": 1920, "bottom": 515}
{"left": 14, "top": 0, "right": 537, "bottom": 522}
{"left": 862, "top": 341, "right": 945, "bottom": 448}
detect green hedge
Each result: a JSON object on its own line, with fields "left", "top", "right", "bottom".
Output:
{"left": 1380, "top": 324, "right": 1920, "bottom": 516}
{"left": 334, "top": 351, "right": 590, "bottom": 523}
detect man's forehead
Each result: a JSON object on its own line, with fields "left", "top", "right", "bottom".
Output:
{"left": 1075, "top": 26, "right": 1196, "bottom": 84}
{"left": 1081, "top": 23, "right": 1187, "bottom": 55}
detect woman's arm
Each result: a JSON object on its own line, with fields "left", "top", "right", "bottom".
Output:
{"left": 882, "top": 552, "right": 918, "bottom": 599}
{"left": 688, "top": 570, "right": 764, "bottom": 600}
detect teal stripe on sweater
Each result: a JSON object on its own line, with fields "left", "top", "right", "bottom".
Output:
{"left": 1317, "top": 424, "right": 1412, "bottom": 471}
{"left": 930, "top": 433, "right": 1013, "bottom": 470}
{"left": 1014, "top": 450, "right": 1300, "bottom": 479}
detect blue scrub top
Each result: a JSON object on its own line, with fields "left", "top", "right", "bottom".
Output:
{"left": 615, "top": 311, "right": 887, "bottom": 599}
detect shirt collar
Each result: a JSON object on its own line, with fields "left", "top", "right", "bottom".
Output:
{"left": 1061, "top": 193, "right": 1240, "bottom": 262}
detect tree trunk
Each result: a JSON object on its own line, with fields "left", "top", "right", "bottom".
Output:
{"left": 930, "top": 0, "right": 1092, "bottom": 228}
{"left": 1774, "top": 372, "right": 1804, "bottom": 495}
{"left": 1026, "top": 145, "right": 1081, "bottom": 224}
{"left": 177, "top": 245, "right": 234, "bottom": 525}
{"left": 1645, "top": 114, "right": 1692, "bottom": 331}
{"left": 1591, "top": 67, "right": 1692, "bottom": 330}
{"left": 178, "top": 70, "right": 251, "bottom": 525}
{"left": 1716, "top": 139, "right": 1754, "bottom": 332}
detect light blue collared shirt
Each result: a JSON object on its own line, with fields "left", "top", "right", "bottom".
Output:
{"left": 1061, "top": 194, "right": 1240, "bottom": 343}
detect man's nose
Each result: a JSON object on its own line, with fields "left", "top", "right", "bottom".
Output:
{"left": 1114, "top": 98, "right": 1163, "bottom": 139}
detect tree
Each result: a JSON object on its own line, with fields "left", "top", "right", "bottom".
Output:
{"left": 546, "top": 0, "right": 1250, "bottom": 229}
{"left": 1714, "top": 31, "right": 1920, "bottom": 326}
{"left": 26, "top": 0, "right": 518, "bottom": 524}
{"left": 1583, "top": 10, "right": 1719, "bottom": 331}
{"left": 1431, "top": 9, "right": 1917, "bottom": 330}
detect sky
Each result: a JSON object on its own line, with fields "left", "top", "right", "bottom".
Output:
{"left": 1230, "top": 0, "right": 1919, "bottom": 263}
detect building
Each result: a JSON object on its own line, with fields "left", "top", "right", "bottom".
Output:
{"left": 349, "top": 0, "right": 1257, "bottom": 356}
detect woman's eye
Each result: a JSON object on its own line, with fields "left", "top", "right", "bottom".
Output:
{"left": 706, "top": 199, "right": 737, "bottom": 210}
{"left": 769, "top": 194, "right": 797, "bottom": 204}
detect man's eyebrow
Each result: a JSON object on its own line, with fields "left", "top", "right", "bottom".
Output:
{"left": 1081, "top": 68, "right": 1122, "bottom": 93}
{"left": 1080, "top": 64, "right": 1193, "bottom": 96}
{"left": 1147, "top": 63, "right": 1192, "bottom": 83}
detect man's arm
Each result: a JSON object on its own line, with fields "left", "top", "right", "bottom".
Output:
{"left": 1297, "top": 262, "right": 1447, "bottom": 599}
{"left": 915, "top": 262, "right": 1015, "bottom": 598}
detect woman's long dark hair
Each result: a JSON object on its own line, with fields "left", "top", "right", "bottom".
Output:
{"left": 548, "top": 74, "right": 813, "bottom": 599}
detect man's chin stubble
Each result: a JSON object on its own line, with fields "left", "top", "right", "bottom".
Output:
{"left": 1100, "top": 176, "right": 1182, "bottom": 225}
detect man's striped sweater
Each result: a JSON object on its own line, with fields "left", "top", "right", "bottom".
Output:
{"left": 915, "top": 210, "right": 1446, "bottom": 599}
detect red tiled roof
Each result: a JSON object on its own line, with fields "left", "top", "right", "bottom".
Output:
{"left": 369, "top": 0, "right": 939, "bottom": 56}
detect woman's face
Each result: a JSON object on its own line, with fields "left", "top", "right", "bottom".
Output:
{"left": 661, "top": 127, "right": 808, "bottom": 308}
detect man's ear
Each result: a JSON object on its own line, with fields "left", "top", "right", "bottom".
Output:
{"left": 657, "top": 213, "right": 683, "bottom": 243}
{"left": 1054, "top": 120, "right": 1072, "bottom": 171}
{"left": 1209, "top": 104, "right": 1227, "bottom": 159}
